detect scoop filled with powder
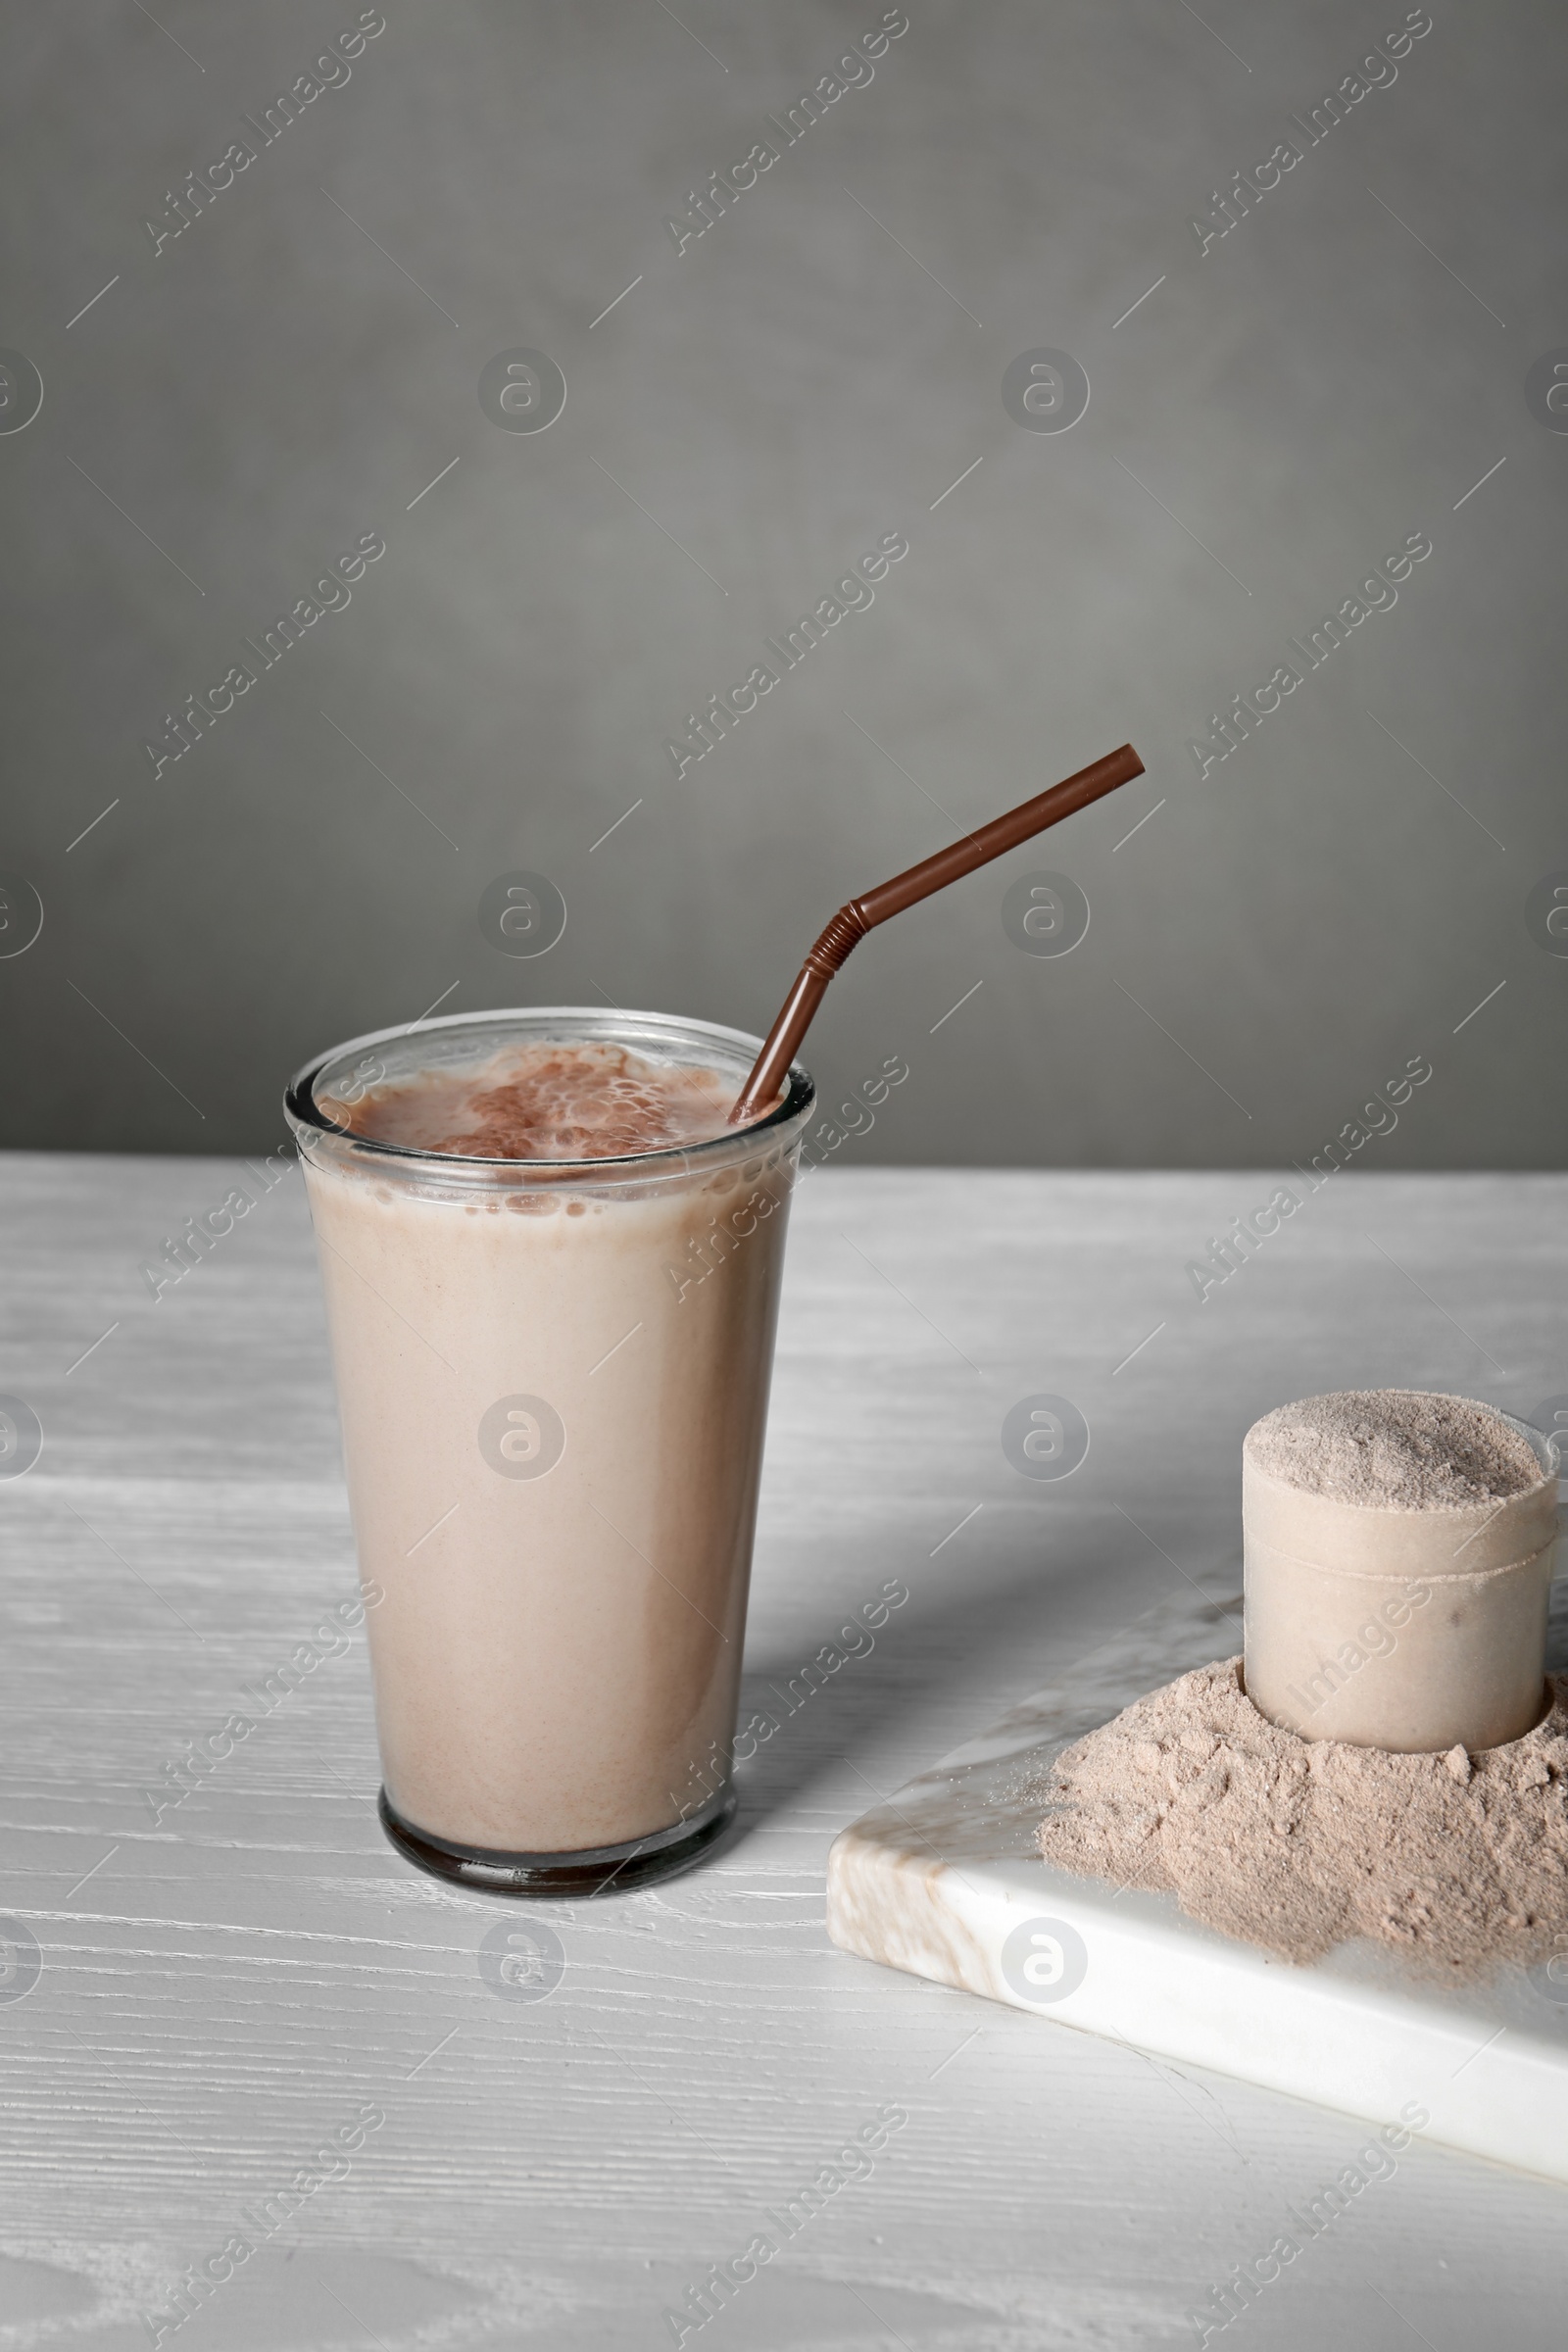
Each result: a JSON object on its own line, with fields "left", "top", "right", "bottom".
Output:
{"left": 1243, "top": 1391, "right": 1557, "bottom": 1754}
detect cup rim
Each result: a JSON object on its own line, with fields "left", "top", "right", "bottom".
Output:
{"left": 283, "top": 1004, "right": 814, "bottom": 1174}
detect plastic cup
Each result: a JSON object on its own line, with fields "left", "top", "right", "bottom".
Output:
{"left": 1243, "top": 1407, "right": 1558, "bottom": 1753}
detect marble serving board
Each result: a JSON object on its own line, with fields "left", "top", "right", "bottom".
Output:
{"left": 827, "top": 1578, "right": 1568, "bottom": 2184}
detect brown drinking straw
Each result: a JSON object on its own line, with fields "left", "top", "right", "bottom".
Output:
{"left": 729, "top": 742, "right": 1145, "bottom": 1123}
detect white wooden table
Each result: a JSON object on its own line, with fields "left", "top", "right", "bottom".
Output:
{"left": 2, "top": 1153, "right": 1564, "bottom": 2350}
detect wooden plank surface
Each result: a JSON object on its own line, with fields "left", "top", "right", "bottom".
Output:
{"left": 1, "top": 1152, "right": 1565, "bottom": 2349}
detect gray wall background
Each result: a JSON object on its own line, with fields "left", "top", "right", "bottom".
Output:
{"left": 2, "top": 0, "right": 1563, "bottom": 1167}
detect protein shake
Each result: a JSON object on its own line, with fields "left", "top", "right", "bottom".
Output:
{"left": 285, "top": 1008, "right": 814, "bottom": 1892}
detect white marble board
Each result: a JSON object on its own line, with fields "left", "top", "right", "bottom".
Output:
{"left": 827, "top": 1579, "right": 1568, "bottom": 2185}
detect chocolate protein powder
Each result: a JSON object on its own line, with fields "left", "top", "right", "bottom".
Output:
{"left": 1246, "top": 1390, "right": 1544, "bottom": 1509}
{"left": 1035, "top": 1657, "right": 1568, "bottom": 1978}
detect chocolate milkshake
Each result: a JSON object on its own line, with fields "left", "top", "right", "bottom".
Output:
{"left": 285, "top": 1009, "right": 814, "bottom": 1892}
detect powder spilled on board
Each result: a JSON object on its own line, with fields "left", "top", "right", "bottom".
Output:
{"left": 1034, "top": 1658, "right": 1568, "bottom": 1978}
{"left": 1245, "top": 1389, "right": 1543, "bottom": 1509}
{"left": 321, "top": 1041, "right": 739, "bottom": 1160}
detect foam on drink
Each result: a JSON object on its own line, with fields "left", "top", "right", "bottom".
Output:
{"left": 322, "top": 1039, "right": 749, "bottom": 1160}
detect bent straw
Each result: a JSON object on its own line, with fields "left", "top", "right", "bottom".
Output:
{"left": 729, "top": 742, "right": 1145, "bottom": 1124}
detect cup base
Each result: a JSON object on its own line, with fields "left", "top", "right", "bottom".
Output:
{"left": 377, "top": 1784, "right": 738, "bottom": 1896}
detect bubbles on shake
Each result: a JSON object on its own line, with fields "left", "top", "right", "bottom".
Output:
{"left": 318, "top": 1039, "right": 755, "bottom": 1160}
